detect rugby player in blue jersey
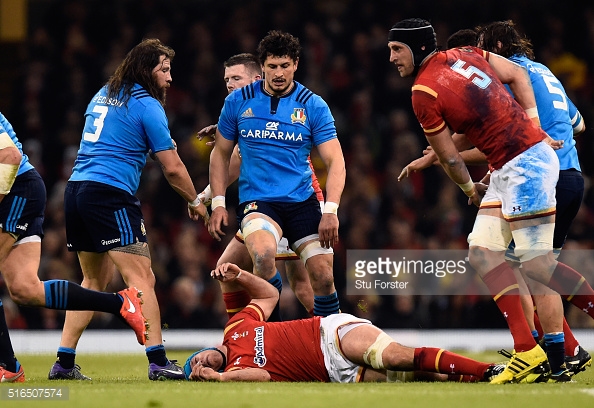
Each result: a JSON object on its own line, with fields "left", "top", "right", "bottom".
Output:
{"left": 47, "top": 39, "right": 207, "bottom": 381}
{"left": 0, "top": 112, "right": 148, "bottom": 383}
{"left": 197, "top": 53, "right": 316, "bottom": 321}
{"left": 208, "top": 31, "right": 346, "bottom": 318}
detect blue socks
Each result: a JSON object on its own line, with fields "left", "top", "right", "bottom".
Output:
{"left": 43, "top": 280, "right": 122, "bottom": 314}
{"left": 267, "top": 271, "right": 283, "bottom": 322}
{"left": 56, "top": 347, "right": 76, "bottom": 369}
{"left": 544, "top": 332, "right": 565, "bottom": 374}
{"left": 314, "top": 292, "right": 340, "bottom": 316}
{"left": 146, "top": 344, "right": 168, "bottom": 367}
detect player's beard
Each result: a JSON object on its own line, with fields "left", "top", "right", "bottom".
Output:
{"left": 157, "top": 87, "right": 167, "bottom": 106}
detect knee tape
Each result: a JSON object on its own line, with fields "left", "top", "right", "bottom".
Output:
{"left": 467, "top": 214, "right": 512, "bottom": 251}
{"left": 0, "top": 163, "right": 19, "bottom": 195}
{"left": 242, "top": 217, "right": 280, "bottom": 244}
{"left": 299, "top": 240, "right": 333, "bottom": 263}
{"left": 111, "top": 242, "right": 151, "bottom": 259}
{"left": 512, "top": 223, "right": 554, "bottom": 262}
{"left": 0, "top": 132, "right": 17, "bottom": 150}
{"left": 363, "top": 331, "right": 393, "bottom": 370}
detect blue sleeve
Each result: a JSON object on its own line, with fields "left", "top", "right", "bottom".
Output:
{"left": 308, "top": 97, "right": 337, "bottom": 146}
{"left": 567, "top": 98, "right": 583, "bottom": 131}
{"left": 217, "top": 97, "right": 239, "bottom": 142}
{"left": 143, "top": 103, "right": 175, "bottom": 153}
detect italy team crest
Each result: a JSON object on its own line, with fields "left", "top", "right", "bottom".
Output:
{"left": 244, "top": 202, "right": 258, "bottom": 214}
{"left": 291, "top": 108, "right": 306, "bottom": 124}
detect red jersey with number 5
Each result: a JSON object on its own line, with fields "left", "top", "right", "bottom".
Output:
{"left": 411, "top": 47, "right": 546, "bottom": 170}
{"left": 223, "top": 304, "right": 329, "bottom": 382}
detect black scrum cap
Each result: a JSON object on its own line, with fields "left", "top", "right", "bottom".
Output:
{"left": 389, "top": 18, "right": 437, "bottom": 69}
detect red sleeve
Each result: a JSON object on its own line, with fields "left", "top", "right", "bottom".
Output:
{"left": 308, "top": 158, "right": 324, "bottom": 202}
{"left": 411, "top": 84, "right": 446, "bottom": 136}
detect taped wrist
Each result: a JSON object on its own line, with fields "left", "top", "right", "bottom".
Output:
{"left": 323, "top": 201, "right": 339, "bottom": 215}
{"left": 212, "top": 195, "right": 226, "bottom": 210}
{"left": 457, "top": 179, "right": 475, "bottom": 197}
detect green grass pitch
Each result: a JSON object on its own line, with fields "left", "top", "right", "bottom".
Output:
{"left": 1, "top": 351, "right": 593, "bottom": 408}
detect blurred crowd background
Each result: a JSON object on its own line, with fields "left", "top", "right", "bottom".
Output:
{"left": 1, "top": 0, "right": 593, "bottom": 332}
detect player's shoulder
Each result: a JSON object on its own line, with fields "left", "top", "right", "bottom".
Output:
{"left": 129, "top": 85, "right": 160, "bottom": 108}
{"left": 292, "top": 81, "right": 326, "bottom": 108}
{"left": 226, "top": 80, "right": 263, "bottom": 103}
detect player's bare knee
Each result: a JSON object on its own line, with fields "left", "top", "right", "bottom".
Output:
{"left": 383, "top": 343, "right": 413, "bottom": 371}
{"left": 7, "top": 281, "right": 42, "bottom": 306}
{"left": 520, "top": 256, "right": 556, "bottom": 283}
{"left": 252, "top": 250, "right": 276, "bottom": 279}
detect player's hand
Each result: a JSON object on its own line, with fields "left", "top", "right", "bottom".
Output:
{"left": 208, "top": 207, "right": 228, "bottom": 241}
{"left": 544, "top": 135, "right": 563, "bottom": 150}
{"left": 467, "top": 185, "right": 485, "bottom": 207}
{"left": 188, "top": 201, "right": 209, "bottom": 225}
{"left": 190, "top": 364, "right": 221, "bottom": 382}
{"left": 319, "top": 213, "right": 339, "bottom": 249}
{"left": 197, "top": 124, "right": 217, "bottom": 146}
{"left": 398, "top": 153, "right": 438, "bottom": 181}
{"left": 211, "top": 262, "right": 242, "bottom": 281}
{"left": 198, "top": 185, "right": 212, "bottom": 207}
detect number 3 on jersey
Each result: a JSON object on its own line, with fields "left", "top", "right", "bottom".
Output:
{"left": 83, "top": 105, "right": 109, "bottom": 142}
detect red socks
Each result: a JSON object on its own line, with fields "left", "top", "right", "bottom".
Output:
{"left": 414, "top": 347, "right": 490, "bottom": 378}
{"left": 548, "top": 262, "right": 594, "bottom": 319}
{"left": 482, "top": 263, "right": 536, "bottom": 351}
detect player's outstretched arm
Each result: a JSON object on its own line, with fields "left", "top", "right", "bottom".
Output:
{"left": 211, "top": 263, "right": 279, "bottom": 321}
{"left": 154, "top": 148, "right": 207, "bottom": 221}
{"left": 191, "top": 365, "right": 271, "bottom": 382}
{"left": 426, "top": 127, "right": 481, "bottom": 207}
{"left": 197, "top": 123, "right": 217, "bottom": 145}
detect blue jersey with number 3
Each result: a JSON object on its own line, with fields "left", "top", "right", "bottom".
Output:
{"left": 0, "top": 112, "right": 34, "bottom": 176}
{"left": 507, "top": 55, "right": 582, "bottom": 171}
{"left": 217, "top": 80, "right": 337, "bottom": 203}
{"left": 69, "top": 84, "right": 175, "bottom": 194}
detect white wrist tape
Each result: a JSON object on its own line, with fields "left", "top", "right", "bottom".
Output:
{"left": 198, "top": 185, "right": 212, "bottom": 206}
{"left": 188, "top": 195, "right": 201, "bottom": 208}
{"left": 212, "top": 195, "right": 226, "bottom": 210}
{"left": 457, "top": 179, "right": 475, "bottom": 197}
{"left": 525, "top": 107, "right": 539, "bottom": 119}
{"left": 323, "top": 201, "right": 339, "bottom": 215}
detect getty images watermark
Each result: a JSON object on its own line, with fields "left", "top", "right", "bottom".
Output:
{"left": 346, "top": 249, "right": 594, "bottom": 296}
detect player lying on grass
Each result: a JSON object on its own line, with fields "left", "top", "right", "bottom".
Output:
{"left": 183, "top": 263, "right": 502, "bottom": 383}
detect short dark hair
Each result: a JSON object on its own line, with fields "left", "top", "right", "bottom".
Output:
{"left": 477, "top": 20, "right": 534, "bottom": 60}
{"left": 446, "top": 29, "right": 478, "bottom": 49}
{"left": 224, "top": 53, "right": 262, "bottom": 76}
{"left": 256, "top": 30, "right": 301, "bottom": 65}
{"left": 107, "top": 38, "right": 174, "bottom": 106}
